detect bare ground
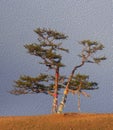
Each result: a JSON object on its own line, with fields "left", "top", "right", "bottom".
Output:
{"left": 0, "top": 113, "right": 113, "bottom": 130}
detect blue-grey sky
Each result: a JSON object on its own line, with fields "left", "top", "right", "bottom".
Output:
{"left": 0, "top": 0, "right": 113, "bottom": 116}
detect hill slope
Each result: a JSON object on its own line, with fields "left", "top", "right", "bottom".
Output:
{"left": 0, "top": 113, "right": 113, "bottom": 130}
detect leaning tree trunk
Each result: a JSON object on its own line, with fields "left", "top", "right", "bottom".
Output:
{"left": 57, "top": 88, "right": 69, "bottom": 113}
{"left": 57, "top": 62, "right": 84, "bottom": 113}
{"left": 52, "top": 67, "right": 59, "bottom": 113}
{"left": 57, "top": 48, "right": 91, "bottom": 114}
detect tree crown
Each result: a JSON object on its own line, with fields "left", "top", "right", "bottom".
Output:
{"left": 24, "top": 28, "right": 69, "bottom": 69}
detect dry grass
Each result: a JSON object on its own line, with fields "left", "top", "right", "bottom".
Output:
{"left": 0, "top": 113, "right": 113, "bottom": 130}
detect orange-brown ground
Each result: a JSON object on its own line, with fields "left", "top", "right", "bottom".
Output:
{"left": 0, "top": 113, "right": 113, "bottom": 130}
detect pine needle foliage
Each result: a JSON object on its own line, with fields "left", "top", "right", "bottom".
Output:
{"left": 78, "top": 40, "right": 106, "bottom": 64}
{"left": 24, "top": 28, "right": 69, "bottom": 69}
{"left": 68, "top": 74, "right": 98, "bottom": 91}
{"left": 11, "top": 74, "right": 66, "bottom": 95}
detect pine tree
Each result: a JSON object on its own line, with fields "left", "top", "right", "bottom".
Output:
{"left": 11, "top": 28, "right": 69, "bottom": 113}
{"left": 57, "top": 40, "right": 106, "bottom": 113}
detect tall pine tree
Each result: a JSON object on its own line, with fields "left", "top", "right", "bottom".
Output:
{"left": 11, "top": 28, "right": 69, "bottom": 113}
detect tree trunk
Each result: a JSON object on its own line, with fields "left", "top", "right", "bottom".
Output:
{"left": 57, "top": 63, "right": 84, "bottom": 113}
{"left": 57, "top": 46, "right": 92, "bottom": 113}
{"left": 52, "top": 67, "right": 59, "bottom": 113}
{"left": 78, "top": 92, "right": 81, "bottom": 112}
{"left": 57, "top": 89, "right": 68, "bottom": 113}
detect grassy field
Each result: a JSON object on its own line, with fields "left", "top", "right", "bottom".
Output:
{"left": 0, "top": 113, "right": 113, "bottom": 130}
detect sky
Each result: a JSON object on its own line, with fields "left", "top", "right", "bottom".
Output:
{"left": 0, "top": 0, "right": 113, "bottom": 116}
